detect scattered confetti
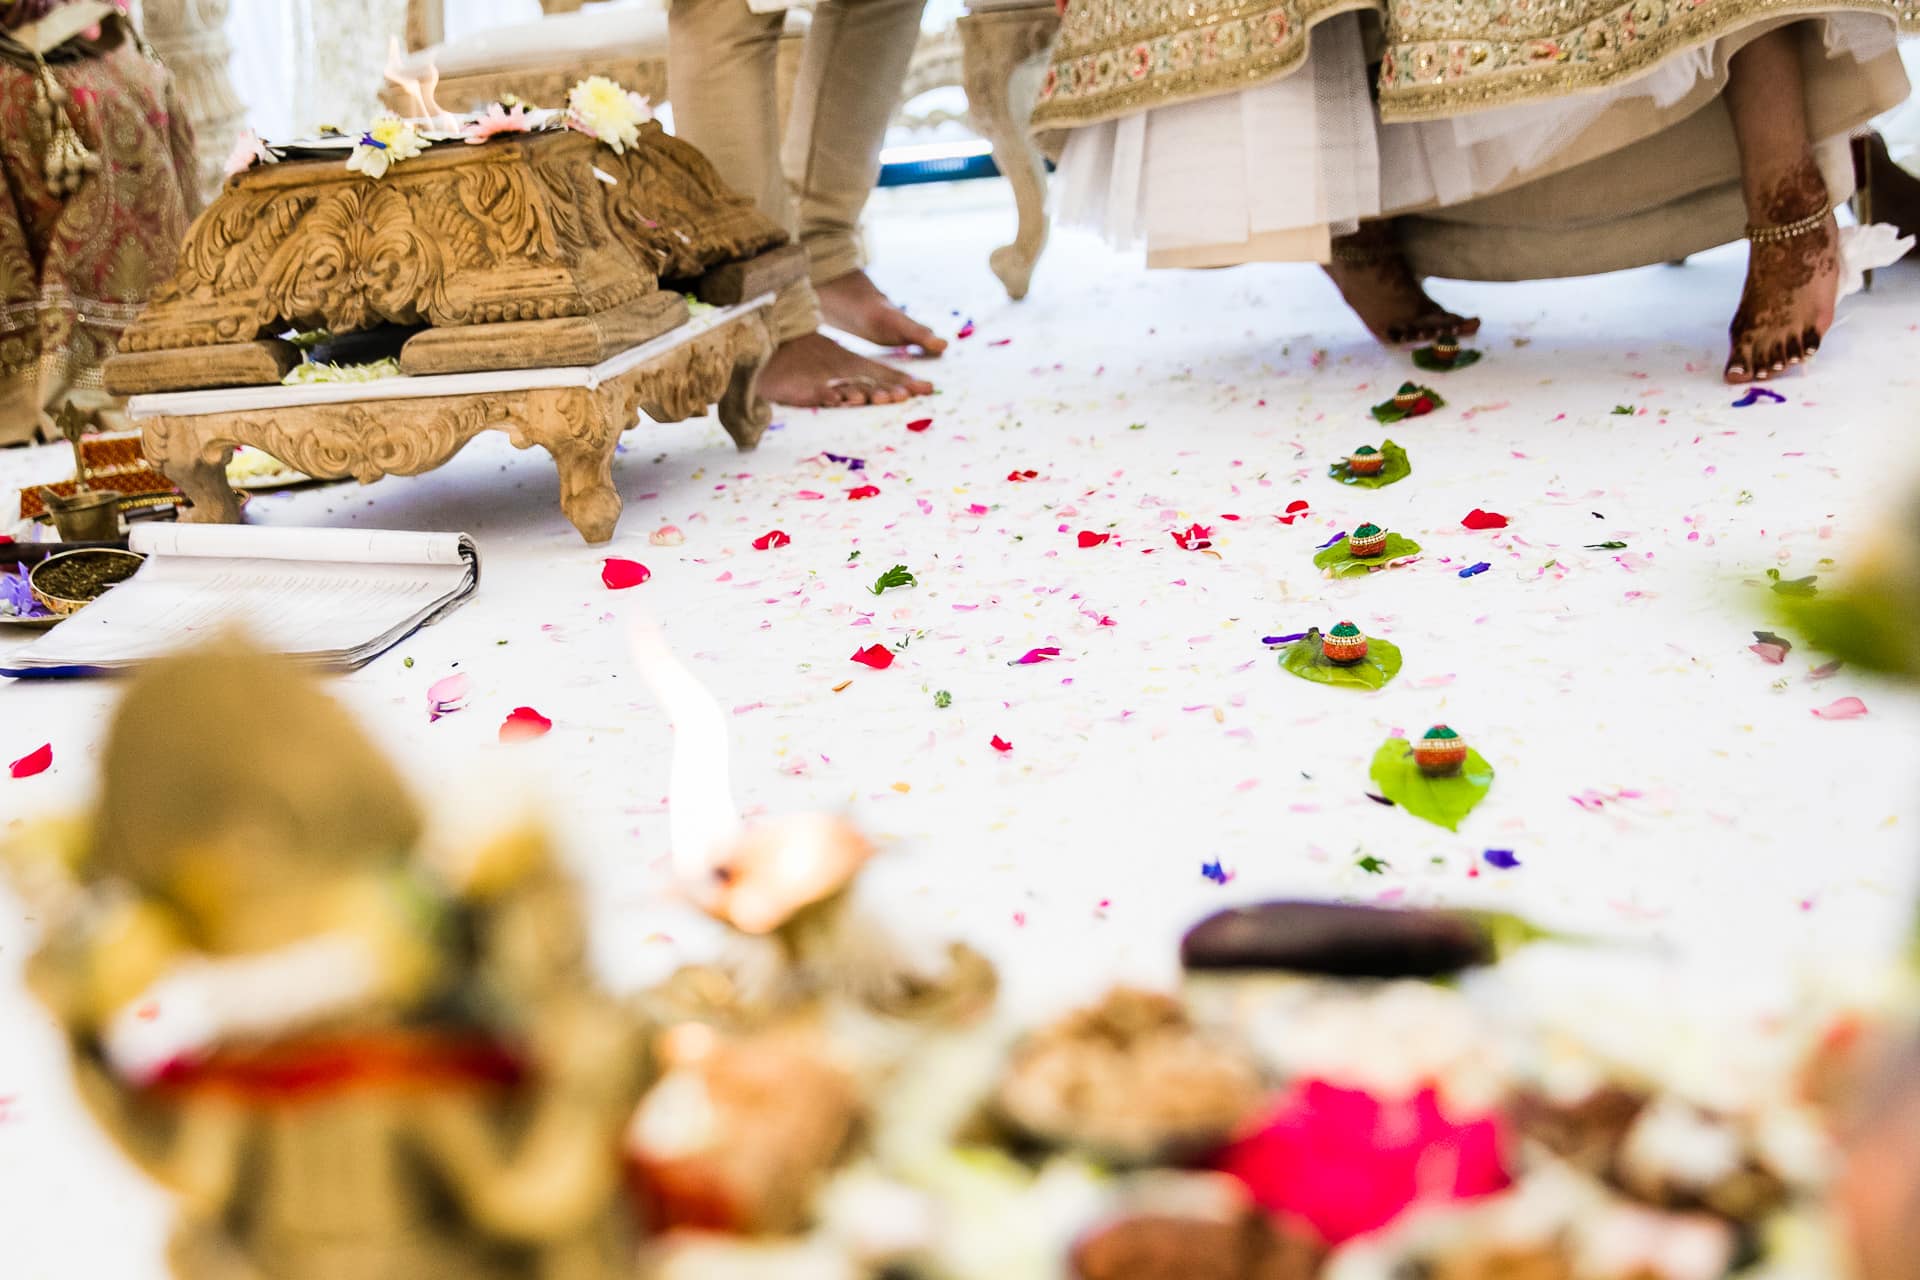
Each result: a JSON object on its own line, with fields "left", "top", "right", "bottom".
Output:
{"left": 9, "top": 743, "right": 52, "bottom": 779}
{"left": 852, "top": 645, "right": 896, "bottom": 670}
{"left": 498, "top": 707, "right": 552, "bottom": 743}
{"left": 752, "top": 530, "right": 791, "bottom": 550}
{"left": 600, "top": 558, "right": 650, "bottom": 590}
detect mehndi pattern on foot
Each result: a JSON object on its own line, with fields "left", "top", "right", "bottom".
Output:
{"left": 1331, "top": 440, "right": 1413, "bottom": 489}
{"left": 1280, "top": 624, "right": 1403, "bottom": 690}
{"left": 1313, "top": 524, "right": 1422, "bottom": 577}
{"left": 1373, "top": 383, "right": 1444, "bottom": 423}
{"left": 1370, "top": 727, "right": 1495, "bottom": 832}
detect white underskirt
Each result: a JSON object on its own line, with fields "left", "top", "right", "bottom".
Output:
{"left": 1055, "top": 13, "right": 1902, "bottom": 265}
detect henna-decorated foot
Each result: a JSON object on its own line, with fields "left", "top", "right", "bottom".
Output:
{"left": 1725, "top": 158, "right": 1840, "bottom": 384}
{"left": 815, "top": 269, "right": 948, "bottom": 356}
{"left": 1322, "top": 221, "right": 1481, "bottom": 346}
{"left": 757, "top": 332, "right": 933, "bottom": 408}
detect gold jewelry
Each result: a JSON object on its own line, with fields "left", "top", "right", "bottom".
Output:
{"left": 1746, "top": 207, "right": 1831, "bottom": 245}
{"left": 1330, "top": 244, "right": 1388, "bottom": 266}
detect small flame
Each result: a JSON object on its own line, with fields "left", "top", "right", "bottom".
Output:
{"left": 628, "top": 618, "right": 744, "bottom": 888}
{"left": 383, "top": 36, "right": 452, "bottom": 129}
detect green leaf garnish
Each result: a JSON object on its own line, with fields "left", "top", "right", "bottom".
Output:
{"left": 1313, "top": 532, "right": 1423, "bottom": 577}
{"left": 1279, "top": 632, "right": 1403, "bottom": 690}
{"left": 1611, "top": 405, "right": 1635, "bottom": 415}
{"left": 1329, "top": 439, "right": 1413, "bottom": 489}
{"left": 1765, "top": 568, "right": 1819, "bottom": 597}
{"left": 934, "top": 690, "right": 952, "bottom": 709}
{"left": 1356, "top": 855, "right": 1390, "bottom": 875}
{"left": 870, "top": 564, "right": 917, "bottom": 595}
{"left": 1586, "top": 541, "right": 1627, "bottom": 550}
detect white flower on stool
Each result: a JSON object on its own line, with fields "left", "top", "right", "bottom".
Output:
{"left": 347, "top": 115, "right": 427, "bottom": 180}
{"left": 566, "top": 76, "right": 651, "bottom": 155}
{"left": 223, "top": 128, "right": 278, "bottom": 178}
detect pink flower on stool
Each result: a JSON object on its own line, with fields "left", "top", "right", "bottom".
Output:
{"left": 1212, "top": 1079, "right": 1512, "bottom": 1245}
{"left": 463, "top": 102, "right": 533, "bottom": 144}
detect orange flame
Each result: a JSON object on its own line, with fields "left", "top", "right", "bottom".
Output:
{"left": 383, "top": 36, "right": 451, "bottom": 128}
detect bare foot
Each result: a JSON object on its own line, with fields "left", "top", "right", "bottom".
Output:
{"left": 1853, "top": 132, "right": 1920, "bottom": 245}
{"left": 815, "top": 270, "right": 949, "bottom": 356}
{"left": 757, "top": 332, "right": 933, "bottom": 408}
{"left": 1726, "top": 158, "right": 1839, "bottom": 384}
{"left": 1322, "top": 221, "right": 1481, "bottom": 346}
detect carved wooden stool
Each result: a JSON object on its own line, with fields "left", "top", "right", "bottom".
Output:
{"left": 128, "top": 301, "right": 777, "bottom": 545}
{"left": 102, "top": 122, "right": 802, "bottom": 544}
{"left": 958, "top": 0, "right": 1061, "bottom": 301}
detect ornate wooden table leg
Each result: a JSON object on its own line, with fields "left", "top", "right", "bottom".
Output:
{"left": 142, "top": 414, "right": 242, "bottom": 524}
{"left": 717, "top": 312, "right": 774, "bottom": 451}
{"left": 512, "top": 387, "right": 624, "bottom": 544}
{"left": 958, "top": 5, "right": 1062, "bottom": 302}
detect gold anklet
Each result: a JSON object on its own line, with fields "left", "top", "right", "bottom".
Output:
{"left": 1746, "top": 207, "right": 1832, "bottom": 245}
{"left": 1330, "top": 245, "right": 1389, "bottom": 265}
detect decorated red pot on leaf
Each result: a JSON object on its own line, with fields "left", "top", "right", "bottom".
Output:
{"left": 1321, "top": 622, "right": 1368, "bottom": 666}
{"left": 1347, "top": 523, "right": 1388, "bottom": 558}
{"left": 1392, "top": 383, "right": 1425, "bottom": 411}
{"left": 1348, "top": 446, "right": 1385, "bottom": 477}
{"left": 1430, "top": 336, "right": 1461, "bottom": 366}
{"left": 1413, "top": 725, "right": 1469, "bottom": 777}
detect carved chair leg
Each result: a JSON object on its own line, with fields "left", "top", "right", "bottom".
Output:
{"left": 516, "top": 389, "right": 624, "bottom": 544}
{"left": 959, "top": 9, "right": 1060, "bottom": 302}
{"left": 144, "top": 418, "right": 243, "bottom": 525}
{"left": 718, "top": 319, "right": 774, "bottom": 452}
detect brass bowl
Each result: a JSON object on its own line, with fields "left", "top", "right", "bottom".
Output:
{"left": 29, "top": 548, "right": 146, "bottom": 617}
{"left": 37, "top": 485, "right": 125, "bottom": 542}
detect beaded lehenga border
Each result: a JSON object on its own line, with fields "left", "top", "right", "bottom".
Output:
{"left": 1031, "top": 0, "right": 1920, "bottom": 131}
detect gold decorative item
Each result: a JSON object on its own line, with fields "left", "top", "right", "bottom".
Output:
{"left": 36, "top": 401, "right": 124, "bottom": 540}
{"left": 2, "top": 638, "right": 652, "bottom": 1280}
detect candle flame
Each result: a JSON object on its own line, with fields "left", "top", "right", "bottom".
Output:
{"left": 383, "top": 37, "right": 452, "bottom": 129}
{"left": 628, "top": 617, "right": 744, "bottom": 891}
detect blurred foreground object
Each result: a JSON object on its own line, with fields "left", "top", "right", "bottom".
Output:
{"left": 2, "top": 637, "right": 650, "bottom": 1280}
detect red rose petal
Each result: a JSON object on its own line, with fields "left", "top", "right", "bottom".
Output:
{"left": 847, "top": 485, "right": 881, "bottom": 501}
{"left": 1461, "top": 508, "right": 1510, "bottom": 530}
{"left": 9, "top": 743, "right": 52, "bottom": 779}
{"left": 906, "top": 418, "right": 933, "bottom": 433}
{"left": 1277, "top": 500, "right": 1311, "bottom": 525}
{"left": 1007, "top": 469, "right": 1039, "bottom": 482}
{"left": 1812, "top": 696, "right": 1869, "bottom": 720}
{"left": 499, "top": 707, "right": 553, "bottom": 743}
{"left": 752, "top": 530, "right": 791, "bottom": 550}
{"left": 851, "top": 644, "right": 895, "bottom": 670}
{"left": 601, "top": 558, "right": 651, "bottom": 590}
{"left": 1077, "top": 531, "right": 1111, "bottom": 548}
{"left": 956, "top": 321, "right": 975, "bottom": 339}
{"left": 991, "top": 735, "right": 1013, "bottom": 753}
{"left": 1171, "top": 523, "right": 1214, "bottom": 551}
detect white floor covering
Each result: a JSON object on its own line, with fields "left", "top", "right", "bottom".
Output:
{"left": 4, "top": 179, "right": 1920, "bottom": 1273}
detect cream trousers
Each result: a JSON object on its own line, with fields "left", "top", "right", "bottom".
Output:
{"left": 668, "top": 0, "right": 927, "bottom": 342}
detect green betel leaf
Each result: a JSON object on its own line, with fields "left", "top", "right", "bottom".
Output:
{"left": 1329, "top": 439, "right": 1413, "bottom": 489}
{"left": 1412, "top": 346, "right": 1483, "bottom": 372}
{"left": 1280, "top": 633, "right": 1403, "bottom": 690}
{"left": 1369, "top": 739, "right": 1494, "bottom": 832}
{"left": 1780, "top": 589, "right": 1920, "bottom": 679}
{"left": 1313, "top": 532, "right": 1423, "bottom": 578}
{"left": 1371, "top": 387, "right": 1445, "bottom": 424}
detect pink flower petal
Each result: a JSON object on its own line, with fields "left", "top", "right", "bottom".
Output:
{"left": 1812, "top": 696, "right": 1868, "bottom": 720}
{"left": 1013, "top": 647, "right": 1062, "bottom": 665}
{"left": 9, "top": 743, "right": 52, "bottom": 779}
{"left": 649, "top": 525, "right": 685, "bottom": 547}
{"left": 601, "top": 558, "right": 651, "bottom": 590}
{"left": 851, "top": 644, "right": 895, "bottom": 670}
{"left": 499, "top": 707, "right": 553, "bottom": 742}
{"left": 427, "top": 673, "right": 471, "bottom": 722}
{"left": 1749, "top": 642, "right": 1788, "bottom": 664}
{"left": 752, "top": 530, "right": 791, "bottom": 550}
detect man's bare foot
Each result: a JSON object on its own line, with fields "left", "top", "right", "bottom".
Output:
{"left": 1726, "top": 158, "right": 1840, "bottom": 384}
{"left": 1322, "top": 220, "right": 1481, "bottom": 346}
{"left": 1853, "top": 131, "right": 1920, "bottom": 245}
{"left": 758, "top": 332, "right": 933, "bottom": 408}
{"left": 815, "top": 270, "right": 949, "bottom": 356}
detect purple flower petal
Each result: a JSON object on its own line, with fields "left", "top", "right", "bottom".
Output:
{"left": 1483, "top": 849, "right": 1521, "bottom": 869}
{"left": 1201, "top": 859, "right": 1235, "bottom": 885}
{"left": 1264, "top": 631, "right": 1308, "bottom": 646}
{"left": 0, "top": 565, "right": 49, "bottom": 619}
{"left": 822, "top": 451, "right": 866, "bottom": 471}
{"left": 1458, "top": 562, "right": 1491, "bottom": 579}
{"left": 1316, "top": 531, "right": 1348, "bottom": 550}
{"left": 1732, "top": 387, "right": 1787, "bottom": 408}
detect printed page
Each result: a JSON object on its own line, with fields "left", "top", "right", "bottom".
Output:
{"left": 130, "top": 525, "right": 471, "bottom": 567}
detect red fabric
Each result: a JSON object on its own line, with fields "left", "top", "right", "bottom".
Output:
{"left": 149, "top": 1033, "right": 527, "bottom": 1102}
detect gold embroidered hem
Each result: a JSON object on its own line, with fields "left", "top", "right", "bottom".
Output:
{"left": 1033, "top": 0, "right": 1380, "bottom": 137}
{"left": 1032, "top": 0, "right": 1918, "bottom": 133}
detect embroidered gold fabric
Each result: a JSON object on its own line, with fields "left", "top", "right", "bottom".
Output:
{"left": 1031, "top": 0, "right": 1918, "bottom": 131}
